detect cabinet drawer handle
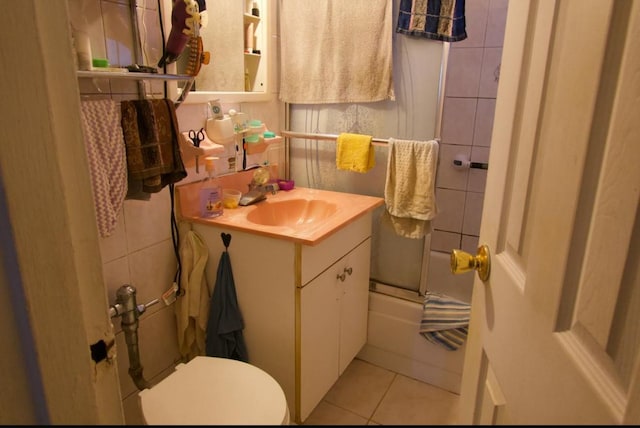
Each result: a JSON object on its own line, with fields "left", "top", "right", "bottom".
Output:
{"left": 336, "top": 267, "right": 353, "bottom": 282}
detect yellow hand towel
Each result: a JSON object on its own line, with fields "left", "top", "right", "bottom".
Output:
{"left": 336, "top": 133, "right": 375, "bottom": 173}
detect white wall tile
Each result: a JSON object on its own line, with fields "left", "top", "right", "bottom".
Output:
{"left": 123, "top": 189, "right": 173, "bottom": 253}
{"left": 432, "top": 188, "right": 466, "bottom": 233}
{"left": 485, "top": 0, "right": 509, "bottom": 47}
{"left": 436, "top": 143, "right": 470, "bottom": 191}
{"left": 461, "top": 235, "right": 479, "bottom": 254}
{"left": 441, "top": 97, "right": 477, "bottom": 145}
{"left": 136, "top": 5, "right": 164, "bottom": 93}
{"left": 68, "top": 0, "right": 106, "bottom": 58}
{"left": 128, "top": 239, "right": 179, "bottom": 317}
{"left": 462, "top": 191, "right": 484, "bottom": 236}
{"left": 453, "top": 0, "right": 490, "bottom": 49}
{"left": 467, "top": 146, "right": 490, "bottom": 193}
{"left": 430, "top": 230, "right": 461, "bottom": 253}
{"left": 473, "top": 98, "right": 496, "bottom": 147}
{"left": 478, "top": 48, "right": 502, "bottom": 99}
{"left": 101, "top": 1, "right": 135, "bottom": 67}
{"left": 99, "top": 208, "right": 128, "bottom": 263}
{"left": 138, "top": 306, "right": 181, "bottom": 372}
{"left": 444, "top": 48, "right": 483, "bottom": 98}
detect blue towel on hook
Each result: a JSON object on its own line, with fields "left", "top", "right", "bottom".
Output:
{"left": 205, "top": 240, "right": 249, "bottom": 362}
{"left": 419, "top": 291, "right": 470, "bottom": 351}
{"left": 396, "top": 0, "right": 467, "bottom": 42}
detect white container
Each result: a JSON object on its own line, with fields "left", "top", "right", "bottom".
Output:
{"left": 206, "top": 117, "right": 235, "bottom": 144}
{"left": 73, "top": 30, "right": 93, "bottom": 71}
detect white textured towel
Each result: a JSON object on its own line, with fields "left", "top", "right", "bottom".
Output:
{"left": 176, "top": 228, "right": 212, "bottom": 360}
{"left": 383, "top": 138, "right": 439, "bottom": 239}
{"left": 279, "top": 0, "right": 394, "bottom": 104}
{"left": 80, "top": 99, "right": 127, "bottom": 237}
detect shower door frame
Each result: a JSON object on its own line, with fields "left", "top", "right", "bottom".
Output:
{"left": 282, "top": 44, "right": 450, "bottom": 304}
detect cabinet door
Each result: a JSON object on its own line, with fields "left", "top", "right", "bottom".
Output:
{"left": 338, "top": 238, "right": 371, "bottom": 374}
{"left": 300, "top": 268, "right": 341, "bottom": 421}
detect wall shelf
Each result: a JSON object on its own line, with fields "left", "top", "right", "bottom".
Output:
{"left": 77, "top": 70, "right": 196, "bottom": 106}
{"left": 76, "top": 70, "right": 193, "bottom": 82}
{"left": 243, "top": 13, "right": 260, "bottom": 25}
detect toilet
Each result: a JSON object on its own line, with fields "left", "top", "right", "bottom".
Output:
{"left": 139, "top": 356, "right": 290, "bottom": 425}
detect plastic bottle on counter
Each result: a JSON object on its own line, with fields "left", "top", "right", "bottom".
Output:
{"left": 200, "top": 156, "right": 223, "bottom": 218}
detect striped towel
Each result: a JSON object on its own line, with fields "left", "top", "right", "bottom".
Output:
{"left": 396, "top": 0, "right": 467, "bottom": 43}
{"left": 80, "top": 99, "right": 127, "bottom": 238}
{"left": 419, "top": 291, "right": 470, "bottom": 351}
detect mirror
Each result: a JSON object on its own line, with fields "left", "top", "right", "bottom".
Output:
{"left": 162, "top": 0, "right": 273, "bottom": 104}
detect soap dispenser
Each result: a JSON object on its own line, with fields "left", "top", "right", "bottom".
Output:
{"left": 200, "top": 156, "right": 223, "bottom": 218}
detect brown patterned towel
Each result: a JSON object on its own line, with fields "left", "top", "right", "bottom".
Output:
{"left": 120, "top": 99, "right": 187, "bottom": 193}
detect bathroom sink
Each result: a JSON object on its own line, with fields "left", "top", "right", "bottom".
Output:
{"left": 176, "top": 182, "right": 384, "bottom": 245}
{"left": 246, "top": 199, "right": 338, "bottom": 227}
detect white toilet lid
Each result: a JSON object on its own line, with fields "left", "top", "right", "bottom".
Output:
{"left": 139, "top": 356, "right": 289, "bottom": 425}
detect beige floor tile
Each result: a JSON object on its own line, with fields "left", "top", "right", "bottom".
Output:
{"left": 321, "top": 358, "right": 396, "bottom": 419}
{"left": 303, "top": 401, "right": 368, "bottom": 425}
{"left": 371, "top": 374, "right": 460, "bottom": 425}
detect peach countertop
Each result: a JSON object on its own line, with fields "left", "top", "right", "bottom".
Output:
{"left": 176, "top": 182, "right": 384, "bottom": 246}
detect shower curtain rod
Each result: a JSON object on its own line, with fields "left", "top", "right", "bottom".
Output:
{"left": 280, "top": 130, "right": 390, "bottom": 147}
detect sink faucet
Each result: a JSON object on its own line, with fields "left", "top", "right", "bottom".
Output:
{"left": 239, "top": 167, "right": 277, "bottom": 206}
{"left": 239, "top": 180, "right": 277, "bottom": 206}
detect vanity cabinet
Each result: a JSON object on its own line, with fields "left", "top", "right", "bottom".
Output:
{"left": 191, "top": 211, "right": 373, "bottom": 423}
{"left": 300, "top": 237, "right": 370, "bottom": 420}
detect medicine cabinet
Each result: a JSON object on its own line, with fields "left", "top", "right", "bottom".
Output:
{"left": 162, "top": 0, "right": 275, "bottom": 104}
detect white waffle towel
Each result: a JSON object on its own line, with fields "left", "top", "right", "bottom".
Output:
{"left": 383, "top": 138, "right": 439, "bottom": 239}
{"left": 80, "top": 99, "right": 127, "bottom": 237}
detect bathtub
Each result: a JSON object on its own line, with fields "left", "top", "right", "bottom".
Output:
{"left": 357, "top": 251, "right": 474, "bottom": 394}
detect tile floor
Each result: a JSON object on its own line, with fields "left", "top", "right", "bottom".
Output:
{"left": 301, "top": 358, "right": 460, "bottom": 425}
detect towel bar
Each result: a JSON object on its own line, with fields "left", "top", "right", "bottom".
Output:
{"left": 281, "top": 130, "right": 388, "bottom": 146}
{"left": 452, "top": 159, "right": 488, "bottom": 170}
{"left": 281, "top": 130, "right": 441, "bottom": 148}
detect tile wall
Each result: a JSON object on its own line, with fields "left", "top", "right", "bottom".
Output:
{"left": 432, "top": 0, "right": 508, "bottom": 255}
{"left": 69, "top": 0, "right": 281, "bottom": 423}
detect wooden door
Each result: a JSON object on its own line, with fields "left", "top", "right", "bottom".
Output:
{"left": 458, "top": 1, "right": 640, "bottom": 424}
{"left": 1, "top": 1, "right": 123, "bottom": 423}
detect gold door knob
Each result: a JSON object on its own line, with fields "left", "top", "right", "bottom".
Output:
{"left": 450, "top": 244, "right": 491, "bottom": 281}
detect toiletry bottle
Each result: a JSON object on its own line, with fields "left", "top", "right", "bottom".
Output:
{"left": 200, "top": 156, "right": 223, "bottom": 218}
{"left": 73, "top": 29, "right": 93, "bottom": 71}
{"left": 244, "top": 69, "right": 251, "bottom": 91}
